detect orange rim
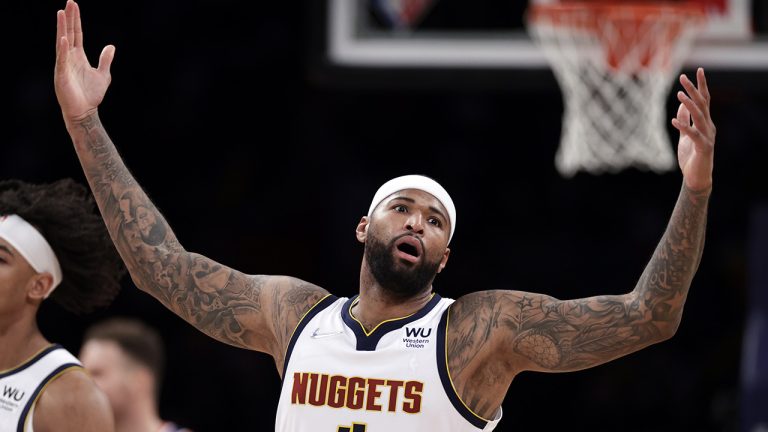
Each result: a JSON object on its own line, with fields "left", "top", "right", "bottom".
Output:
{"left": 527, "top": 2, "right": 707, "bottom": 70}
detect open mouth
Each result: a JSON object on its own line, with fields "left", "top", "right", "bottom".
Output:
{"left": 394, "top": 236, "right": 423, "bottom": 262}
{"left": 398, "top": 243, "right": 419, "bottom": 257}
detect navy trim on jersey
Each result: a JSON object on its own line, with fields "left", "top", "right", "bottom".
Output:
{"left": 342, "top": 293, "right": 442, "bottom": 351}
{"left": 0, "top": 344, "right": 62, "bottom": 379}
{"left": 436, "top": 307, "right": 489, "bottom": 430}
{"left": 17, "top": 362, "right": 81, "bottom": 432}
{"left": 281, "top": 295, "right": 338, "bottom": 383}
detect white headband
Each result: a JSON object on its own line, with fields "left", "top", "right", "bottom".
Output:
{"left": 367, "top": 175, "right": 456, "bottom": 243}
{"left": 0, "top": 215, "right": 63, "bottom": 297}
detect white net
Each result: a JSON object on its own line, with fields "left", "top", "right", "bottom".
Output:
{"left": 527, "top": 4, "right": 705, "bottom": 177}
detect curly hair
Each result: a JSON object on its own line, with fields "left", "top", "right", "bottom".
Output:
{"left": 0, "top": 178, "right": 126, "bottom": 314}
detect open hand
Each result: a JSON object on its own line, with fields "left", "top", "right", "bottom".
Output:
{"left": 54, "top": 0, "right": 115, "bottom": 124}
{"left": 671, "top": 68, "right": 716, "bottom": 192}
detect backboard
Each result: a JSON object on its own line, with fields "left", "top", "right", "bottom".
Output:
{"left": 326, "top": 0, "right": 766, "bottom": 70}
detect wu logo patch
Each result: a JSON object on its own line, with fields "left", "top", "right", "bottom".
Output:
{"left": 2, "top": 385, "right": 25, "bottom": 402}
{"left": 403, "top": 327, "right": 432, "bottom": 349}
{"left": 405, "top": 327, "right": 432, "bottom": 338}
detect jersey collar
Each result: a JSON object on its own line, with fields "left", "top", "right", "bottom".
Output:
{"left": 341, "top": 293, "right": 442, "bottom": 351}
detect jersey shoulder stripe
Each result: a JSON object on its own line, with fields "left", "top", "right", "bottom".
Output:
{"left": 0, "top": 345, "right": 62, "bottom": 379}
{"left": 437, "top": 306, "right": 493, "bottom": 429}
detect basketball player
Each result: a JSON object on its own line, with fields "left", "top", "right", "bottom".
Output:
{"left": 80, "top": 318, "right": 194, "bottom": 432}
{"left": 0, "top": 179, "right": 125, "bottom": 431}
{"left": 54, "top": 1, "right": 715, "bottom": 430}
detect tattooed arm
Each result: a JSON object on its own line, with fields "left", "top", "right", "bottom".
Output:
{"left": 53, "top": 1, "right": 328, "bottom": 371}
{"left": 446, "top": 69, "right": 715, "bottom": 418}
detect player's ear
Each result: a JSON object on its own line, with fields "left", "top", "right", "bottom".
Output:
{"left": 27, "top": 273, "right": 54, "bottom": 301}
{"left": 436, "top": 247, "right": 450, "bottom": 273}
{"left": 356, "top": 216, "right": 369, "bottom": 243}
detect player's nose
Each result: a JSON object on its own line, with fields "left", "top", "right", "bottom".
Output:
{"left": 405, "top": 213, "right": 424, "bottom": 235}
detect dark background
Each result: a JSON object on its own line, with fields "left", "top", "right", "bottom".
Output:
{"left": 7, "top": 1, "right": 768, "bottom": 431}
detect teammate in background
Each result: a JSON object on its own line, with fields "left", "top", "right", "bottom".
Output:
{"left": 54, "top": 1, "right": 715, "bottom": 430}
{"left": 0, "top": 179, "right": 124, "bottom": 431}
{"left": 80, "top": 317, "right": 193, "bottom": 432}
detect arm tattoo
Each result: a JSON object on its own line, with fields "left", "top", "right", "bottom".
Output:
{"left": 68, "top": 113, "right": 327, "bottom": 355}
{"left": 449, "top": 185, "right": 709, "bottom": 376}
{"left": 271, "top": 281, "right": 328, "bottom": 373}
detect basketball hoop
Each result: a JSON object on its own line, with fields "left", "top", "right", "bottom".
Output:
{"left": 526, "top": 2, "right": 706, "bottom": 177}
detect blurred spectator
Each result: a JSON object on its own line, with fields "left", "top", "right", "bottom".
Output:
{"left": 80, "top": 317, "right": 193, "bottom": 432}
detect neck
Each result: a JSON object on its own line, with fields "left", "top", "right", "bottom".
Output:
{"left": 355, "top": 260, "right": 434, "bottom": 332}
{"left": 0, "top": 308, "right": 48, "bottom": 371}
{"left": 115, "top": 398, "right": 164, "bottom": 432}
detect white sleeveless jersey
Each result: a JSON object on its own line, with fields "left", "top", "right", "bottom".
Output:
{"left": 0, "top": 344, "right": 82, "bottom": 432}
{"left": 276, "top": 294, "right": 502, "bottom": 432}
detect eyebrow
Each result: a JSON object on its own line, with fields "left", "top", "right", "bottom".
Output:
{"left": 389, "top": 196, "right": 449, "bottom": 223}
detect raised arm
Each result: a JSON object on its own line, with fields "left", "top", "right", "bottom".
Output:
{"left": 53, "top": 0, "right": 328, "bottom": 369}
{"left": 446, "top": 69, "right": 714, "bottom": 417}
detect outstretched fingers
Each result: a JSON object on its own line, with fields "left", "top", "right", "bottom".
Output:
{"left": 56, "top": 35, "right": 70, "bottom": 71}
{"left": 672, "top": 78, "right": 715, "bottom": 154}
{"left": 676, "top": 90, "right": 705, "bottom": 130}
{"left": 672, "top": 91, "right": 706, "bottom": 145}
{"left": 98, "top": 45, "right": 116, "bottom": 75}
{"left": 677, "top": 77, "right": 714, "bottom": 138}
{"left": 65, "top": 0, "right": 76, "bottom": 49}
{"left": 679, "top": 74, "right": 707, "bottom": 115}
{"left": 56, "top": 10, "right": 66, "bottom": 46}
{"left": 73, "top": 1, "right": 83, "bottom": 48}
{"left": 55, "top": 11, "right": 69, "bottom": 68}
{"left": 672, "top": 103, "right": 699, "bottom": 138}
{"left": 675, "top": 101, "right": 690, "bottom": 126}
{"left": 697, "top": 67, "right": 711, "bottom": 104}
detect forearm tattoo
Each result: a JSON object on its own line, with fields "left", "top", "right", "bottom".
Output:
{"left": 69, "top": 113, "right": 326, "bottom": 354}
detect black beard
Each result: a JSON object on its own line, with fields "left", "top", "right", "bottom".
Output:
{"left": 364, "top": 232, "right": 442, "bottom": 299}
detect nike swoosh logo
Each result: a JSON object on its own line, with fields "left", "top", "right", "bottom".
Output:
{"left": 311, "top": 328, "right": 344, "bottom": 339}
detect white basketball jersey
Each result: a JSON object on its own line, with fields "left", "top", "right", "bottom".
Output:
{"left": 276, "top": 294, "right": 502, "bottom": 432}
{"left": 0, "top": 344, "right": 82, "bottom": 432}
